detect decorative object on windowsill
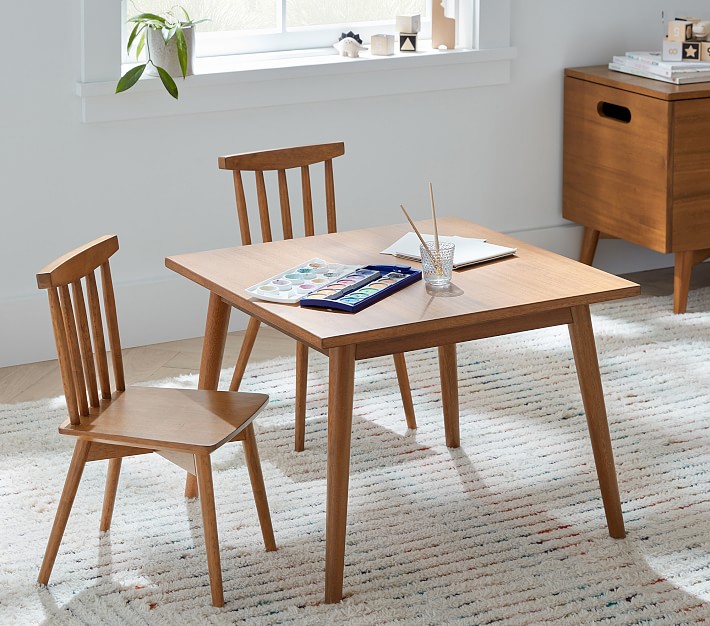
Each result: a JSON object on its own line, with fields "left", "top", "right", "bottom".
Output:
{"left": 115, "top": 6, "right": 208, "bottom": 100}
{"left": 433, "top": 0, "right": 457, "bottom": 50}
{"left": 399, "top": 33, "right": 418, "bottom": 52}
{"left": 371, "top": 34, "right": 395, "bottom": 56}
{"left": 396, "top": 14, "right": 421, "bottom": 35}
{"left": 396, "top": 14, "right": 420, "bottom": 52}
{"left": 334, "top": 31, "right": 366, "bottom": 58}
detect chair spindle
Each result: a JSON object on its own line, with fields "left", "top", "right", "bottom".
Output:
{"left": 48, "top": 288, "right": 81, "bottom": 424}
{"left": 100, "top": 262, "right": 125, "bottom": 392}
{"left": 86, "top": 271, "right": 112, "bottom": 399}
{"left": 325, "top": 159, "right": 337, "bottom": 233}
{"left": 255, "top": 171, "right": 272, "bottom": 242}
{"left": 72, "top": 279, "right": 100, "bottom": 408}
{"left": 301, "top": 165, "right": 315, "bottom": 236}
{"left": 59, "top": 284, "right": 90, "bottom": 417}
{"left": 277, "top": 169, "right": 293, "bottom": 240}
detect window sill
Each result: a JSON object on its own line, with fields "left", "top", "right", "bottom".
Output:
{"left": 76, "top": 43, "right": 516, "bottom": 123}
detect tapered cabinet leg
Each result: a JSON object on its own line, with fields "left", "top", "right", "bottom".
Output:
{"left": 568, "top": 305, "right": 625, "bottom": 538}
{"left": 438, "top": 344, "right": 460, "bottom": 448}
{"left": 229, "top": 317, "right": 261, "bottom": 391}
{"left": 674, "top": 251, "right": 694, "bottom": 314}
{"left": 242, "top": 424, "right": 276, "bottom": 552}
{"left": 186, "top": 293, "right": 232, "bottom": 499}
{"left": 579, "top": 227, "right": 600, "bottom": 266}
{"left": 393, "top": 352, "right": 417, "bottom": 429}
{"left": 38, "top": 439, "right": 91, "bottom": 585}
{"left": 294, "top": 342, "right": 309, "bottom": 452}
{"left": 100, "top": 457, "right": 122, "bottom": 532}
{"left": 195, "top": 454, "right": 224, "bottom": 608}
{"left": 324, "top": 345, "right": 356, "bottom": 604}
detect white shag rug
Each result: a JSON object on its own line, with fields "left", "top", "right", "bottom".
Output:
{"left": 2, "top": 288, "right": 710, "bottom": 625}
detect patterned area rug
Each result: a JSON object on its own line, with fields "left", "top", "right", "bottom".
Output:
{"left": 2, "top": 288, "right": 710, "bottom": 625}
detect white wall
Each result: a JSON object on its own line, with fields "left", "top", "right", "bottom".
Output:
{"left": 1, "top": 0, "right": 706, "bottom": 367}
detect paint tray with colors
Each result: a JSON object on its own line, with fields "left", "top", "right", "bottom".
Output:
{"left": 300, "top": 264, "right": 421, "bottom": 313}
{"left": 245, "top": 258, "right": 361, "bottom": 303}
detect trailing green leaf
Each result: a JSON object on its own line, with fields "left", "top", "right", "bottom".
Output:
{"left": 156, "top": 66, "right": 179, "bottom": 99}
{"left": 115, "top": 64, "right": 146, "bottom": 93}
{"left": 136, "top": 30, "right": 146, "bottom": 59}
{"left": 164, "top": 26, "right": 177, "bottom": 43}
{"left": 127, "top": 13, "right": 166, "bottom": 25}
{"left": 174, "top": 27, "right": 188, "bottom": 78}
{"left": 127, "top": 22, "right": 144, "bottom": 55}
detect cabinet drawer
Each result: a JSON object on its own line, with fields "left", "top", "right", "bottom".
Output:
{"left": 563, "top": 76, "right": 670, "bottom": 252}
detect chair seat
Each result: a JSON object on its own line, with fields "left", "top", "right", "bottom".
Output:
{"left": 59, "top": 387, "right": 269, "bottom": 453}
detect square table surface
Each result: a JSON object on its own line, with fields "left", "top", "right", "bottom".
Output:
{"left": 166, "top": 216, "right": 640, "bottom": 354}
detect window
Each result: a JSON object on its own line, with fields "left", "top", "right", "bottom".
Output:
{"left": 123, "top": 0, "right": 431, "bottom": 57}
{"left": 78, "top": 0, "right": 514, "bottom": 122}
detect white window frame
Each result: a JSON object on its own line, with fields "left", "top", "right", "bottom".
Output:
{"left": 120, "top": 1, "right": 434, "bottom": 59}
{"left": 78, "top": 0, "right": 514, "bottom": 123}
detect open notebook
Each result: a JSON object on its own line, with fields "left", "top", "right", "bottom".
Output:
{"left": 381, "top": 233, "right": 517, "bottom": 269}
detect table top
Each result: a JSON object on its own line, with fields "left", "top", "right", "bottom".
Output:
{"left": 166, "top": 217, "right": 639, "bottom": 351}
{"left": 566, "top": 65, "right": 710, "bottom": 101}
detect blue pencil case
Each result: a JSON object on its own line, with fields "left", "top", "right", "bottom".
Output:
{"left": 299, "top": 264, "right": 421, "bottom": 313}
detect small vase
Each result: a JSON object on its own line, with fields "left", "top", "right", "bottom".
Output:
{"left": 146, "top": 26, "right": 194, "bottom": 77}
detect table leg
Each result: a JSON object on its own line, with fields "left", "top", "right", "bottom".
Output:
{"left": 324, "top": 344, "right": 356, "bottom": 604}
{"left": 438, "top": 344, "right": 460, "bottom": 448}
{"left": 185, "top": 293, "right": 231, "bottom": 499}
{"left": 568, "top": 305, "right": 625, "bottom": 538}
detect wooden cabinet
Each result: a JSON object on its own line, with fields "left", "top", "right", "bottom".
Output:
{"left": 563, "top": 65, "right": 710, "bottom": 313}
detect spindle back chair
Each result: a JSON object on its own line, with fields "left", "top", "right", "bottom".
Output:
{"left": 218, "top": 143, "right": 417, "bottom": 452}
{"left": 36, "top": 235, "right": 276, "bottom": 607}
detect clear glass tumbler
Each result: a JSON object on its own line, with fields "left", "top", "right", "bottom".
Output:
{"left": 420, "top": 241, "right": 455, "bottom": 287}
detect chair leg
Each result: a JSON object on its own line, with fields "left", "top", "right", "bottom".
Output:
{"left": 185, "top": 474, "right": 198, "bottom": 499}
{"left": 229, "top": 317, "right": 261, "bottom": 392}
{"left": 38, "top": 439, "right": 91, "bottom": 585}
{"left": 294, "top": 342, "right": 309, "bottom": 452}
{"left": 100, "top": 458, "right": 122, "bottom": 532}
{"left": 392, "top": 352, "right": 417, "bottom": 429}
{"left": 195, "top": 454, "right": 224, "bottom": 608}
{"left": 242, "top": 423, "right": 276, "bottom": 552}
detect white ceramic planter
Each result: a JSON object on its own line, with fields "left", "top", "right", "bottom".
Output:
{"left": 146, "top": 26, "right": 194, "bottom": 77}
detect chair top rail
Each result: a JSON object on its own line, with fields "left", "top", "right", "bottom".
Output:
{"left": 218, "top": 142, "right": 345, "bottom": 172}
{"left": 37, "top": 235, "right": 119, "bottom": 289}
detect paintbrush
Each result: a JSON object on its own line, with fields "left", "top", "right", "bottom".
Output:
{"left": 429, "top": 182, "right": 440, "bottom": 254}
{"left": 399, "top": 204, "right": 442, "bottom": 275}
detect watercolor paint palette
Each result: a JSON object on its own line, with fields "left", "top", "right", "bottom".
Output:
{"left": 245, "top": 258, "right": 362, "bottom": 303}
{"left": 300, "top": 264, "right": 421, "bottom": 313}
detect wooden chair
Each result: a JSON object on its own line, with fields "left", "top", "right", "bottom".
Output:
{"left": 218, "top": 142, "right": 417, "bottom": 451}
{"left": 35, "top": 235, "right": 276, "bottom": 608}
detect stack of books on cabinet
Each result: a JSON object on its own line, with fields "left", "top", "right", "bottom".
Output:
{"left": 609, "top": 17, "right": 710, "bottom": 84}
{"left": 609, "top": 51, "right": 710, "bottom": 84}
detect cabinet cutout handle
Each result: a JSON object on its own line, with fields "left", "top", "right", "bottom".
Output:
{"left": 597, "top": 101, "right": 631, "bottom": 123}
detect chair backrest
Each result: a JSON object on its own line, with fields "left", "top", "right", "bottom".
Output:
{"left": 36, "top": 235, "right": 124, "bottom": 425}
{"left": 218, "top": 142, "right": 345, "bottom": 245}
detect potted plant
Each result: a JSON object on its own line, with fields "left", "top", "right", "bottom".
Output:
{"left": 116, "top": 6, "right": 207, "bottom": 99}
